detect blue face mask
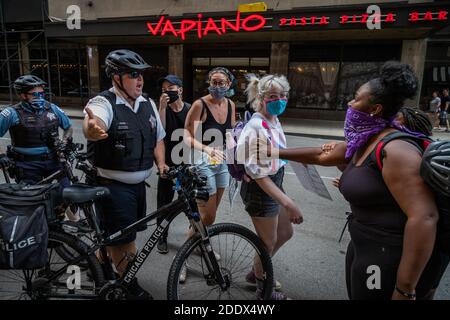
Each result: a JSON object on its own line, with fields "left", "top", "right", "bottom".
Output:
{"left": 27, "top": 92, "right": 46, "bottom": 110}
{"left": 208, "top": 86, "right": 228, "bottom": 100}
{"left": 265, "top": 98, "right": 287, "bottom": 116}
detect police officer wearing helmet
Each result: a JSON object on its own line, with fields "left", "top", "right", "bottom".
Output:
{"left": 82, "top": 49, "right": 167, "bottom": 300}
{"left": 0, "top": 75, "right": 73, "bottom": 186}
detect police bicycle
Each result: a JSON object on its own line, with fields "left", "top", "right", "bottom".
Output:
{"left": 0, "top": 163, "right": 274, "bottom": 300}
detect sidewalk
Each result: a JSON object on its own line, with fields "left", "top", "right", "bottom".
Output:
{"left": 1, "top": 104, "right": 449, "bottom": 141}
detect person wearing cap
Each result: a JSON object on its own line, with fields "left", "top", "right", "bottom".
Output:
{"left": 0, "top": 75, "right": 73, "bottom": 186}
{"left": 156, "top": 74, "right": 191, "bottom": 254}
{"left": 82, "top": 49, "right": 168, "bottom": 300}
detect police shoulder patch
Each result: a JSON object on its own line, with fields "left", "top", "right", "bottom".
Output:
{"left": 0, "top": 108, "right": 11, "bottom": 118}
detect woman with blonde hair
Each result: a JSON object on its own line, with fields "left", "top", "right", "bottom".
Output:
{"left": 237, "top": 74, "right": 303, "bottom": 300}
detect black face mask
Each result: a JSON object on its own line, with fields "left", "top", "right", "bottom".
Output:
{"left": 164, "top": 90, "right": 179, "bottom": 104}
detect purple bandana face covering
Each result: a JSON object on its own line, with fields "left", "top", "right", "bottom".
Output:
{"left": 344, "top": 106, "right": 389, "bottom": 160}
{"left": 344, "top": 106, "right": 427, "bottom": 161}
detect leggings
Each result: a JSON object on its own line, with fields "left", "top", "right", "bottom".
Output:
{"left": 345, "top": 220, "right": 449, "bottom": 300}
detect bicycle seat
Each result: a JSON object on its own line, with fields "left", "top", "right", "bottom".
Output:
{"left": 62, "top": 184, "right": 110, "bottom": 203}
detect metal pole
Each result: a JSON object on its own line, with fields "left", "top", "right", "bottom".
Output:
{"left": 42, "top": 0, "right": 52, "bottom": 102}
{"left": 56, "top": 48, "right": 61, "bottom": 96}
{"left": 78, "top": 44, "right": 83, "bottom": 100}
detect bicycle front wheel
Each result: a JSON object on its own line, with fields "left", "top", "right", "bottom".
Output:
{"left": 167, "top": 223, "right": 273, "bottom": 300}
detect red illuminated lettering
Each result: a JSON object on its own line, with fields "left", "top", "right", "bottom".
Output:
{"left": 161, "top": 19, "right": 177, "bottom": 37}
{"left": 203, "top": 18, "right": 222, "bottom": 36}
{"left": 290, "top": 18, "right": 297, "bottom": 26}
{"left": 340, "top": 15, "right": 349, "bottom": 24}
{"left": 319, "top": 16, "right": 329, "bottom": 25}
{"left": 424, "top": 11, "right": 433, "bottom": 21}
{"left": 197, "top": 14, "right": 203, "bottom": 39}
{"left": 438, "top": 10, "right": 448, "bottom": 20}
{"left": 241, "top": 14, "right": 266, "bottom": 31}
{"left": 361, "top": 14, "right": 368, "bottom": 23}
{"left": 147, "top": 16, "right": 165, "bottom": 35}
{"left": 409, "top": 12, "right": 419, "bottom": 22}
{"left": 179, "top": 20, "right": 197, "bottom": 40}
{"left": 221, "top": 11, "right": 240, "bottom": 32}
{"left": 279, "top": 18, "right": 287, "bottom": 26}
{"left": 310, "top": 16, "right": 317, "bottom": 24}
{"left": 300, "top": 17, "right": 307, "bottom": 25}
{"left": 386, "top": 13, "right": 395, "bottom": 22}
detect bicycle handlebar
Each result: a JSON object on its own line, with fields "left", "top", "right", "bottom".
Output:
{"left": 164, "top": 165, "right": 209, "bottom": 201}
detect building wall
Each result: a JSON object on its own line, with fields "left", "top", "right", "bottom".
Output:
{"left": 48, "top": 0, "right": 399, "bottom": 20}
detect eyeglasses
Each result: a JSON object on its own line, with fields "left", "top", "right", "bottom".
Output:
{"left": 264, "top": 92, "right": 289, "bottom": 99}
{"left": 209, "top": 80, "right": 228, "bottom": 88}
{"left": 127, "top": 71, "right": 144, "bottom": 79}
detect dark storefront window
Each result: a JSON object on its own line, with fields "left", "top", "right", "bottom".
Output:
{"left": 29, "top": 45, "right": 88, "bottom": 100}
{"left": 288, "top": 62, "right": 339, "bottom": 109}
{"left": 288, "top": 43, "right": 400, "bottom": 110}
{"left": 336, "top": 62, "right": 383, "bottom": 110}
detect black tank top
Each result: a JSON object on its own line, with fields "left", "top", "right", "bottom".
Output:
{"left": 200, "top": 98, "right": 232, "bottom": 148}
{"left": 339, "top": 151, "right": 407, "bottom": 242}
{"left": 164, "top": 102, "right": 190, "bottom": 167}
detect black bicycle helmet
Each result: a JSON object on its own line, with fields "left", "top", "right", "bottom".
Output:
{"left": 105, "top": 49, "right": 151, "bottom": 78}
{"left": 420, "top": 140, "right": 450, "bottom": 197}
{"left": 13, "top": 75, "right": 47, "bottom": 94}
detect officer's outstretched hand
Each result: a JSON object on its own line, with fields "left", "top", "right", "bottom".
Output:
{"left": 86, "top": 107, "right": 108, "bottom": 141}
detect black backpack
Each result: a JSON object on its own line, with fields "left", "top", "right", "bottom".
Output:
{"left": 371, "top": 131, "right": 450, "bottom": 254}
{"left": 0, "top": 183, "right": 60, "bottom": 269}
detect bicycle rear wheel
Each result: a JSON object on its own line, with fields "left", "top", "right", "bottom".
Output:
{"left": 167, "top": 223, "right": 273, "bottom": 300}
{"left": 0, "top": 230, "right": 104, "bottom": 300}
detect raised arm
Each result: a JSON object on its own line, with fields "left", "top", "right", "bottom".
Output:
{"left": 278, "top": 141, "right": 348, "bottom": 167}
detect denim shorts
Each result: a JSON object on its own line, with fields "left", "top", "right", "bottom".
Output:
{"left": 197, "top": 162, "right": 229, "bottom": 196}
{"left": 240, "top": 167, "right": 285, "bottom": 218}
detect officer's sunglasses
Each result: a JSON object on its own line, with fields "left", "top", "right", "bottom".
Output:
{"left": 126, "top": 71, "right": 144, "bottom": 79}
{"left": 25, "top": 91, "right": 45, "bottom": 98}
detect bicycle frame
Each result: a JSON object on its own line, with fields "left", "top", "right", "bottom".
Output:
{"left": 77, "top": 177, "right": 228, "bottom": 292}
{"left": 19, "top": 168, "right": 228, "bottom": 299}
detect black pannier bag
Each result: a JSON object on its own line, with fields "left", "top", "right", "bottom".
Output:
{"left": 0, "top": 183, "right": 61, "bottom": 269}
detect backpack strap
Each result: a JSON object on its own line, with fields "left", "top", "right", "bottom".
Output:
{"left": 371, "top": 131, "right": 432, "bottom": 171}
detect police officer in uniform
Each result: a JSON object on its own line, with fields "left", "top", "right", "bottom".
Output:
{"left": 83, "top": 49, "right": 167, "bottom": 300}
{"left": 0, "top": 75, "right": 73, "bottom": 186}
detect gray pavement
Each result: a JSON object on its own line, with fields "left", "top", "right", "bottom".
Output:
{"left": 0, "top": 118, "right": 448, "bottom": 300}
